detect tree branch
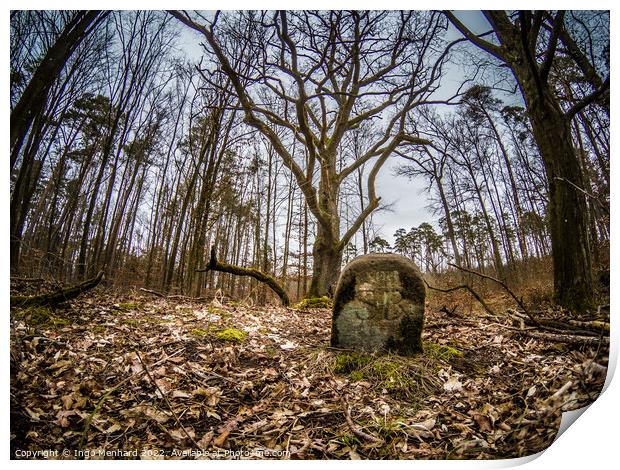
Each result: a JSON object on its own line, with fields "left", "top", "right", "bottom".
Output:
{"left": 565, "top": 76, "right": 610, "bottom": 121}
{"left": 443, "top": 11, "right": 504, "bottom": 61}
{"left": 197, "top": 247, "right": 290, "bottom": 306}
{"left": 11, "top": 271, "right": 104, "bottom": 307}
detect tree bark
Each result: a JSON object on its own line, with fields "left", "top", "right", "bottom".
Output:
{"left": 446, "top": 10, "right": 598, "bottom": 312}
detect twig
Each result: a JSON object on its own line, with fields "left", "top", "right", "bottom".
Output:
{"left": 139, "top": 287, "right": 213, "bottom": 302}
{"left": 516, "top": 330, "right": 610, "bottom": 347}
{"left": 77, "top": 347, "right": 187, "bottom": 452}
{"left": 342, "top": 402, "right": 383, "bottom": 444}
{"left": 423, "top": 278, "right": 496, "bottom": 316}
{"left": 448, "top": 263, "right": 543, "bottom": 327}
{"left": 139, "top": 287, "right": 166, "bottom": 298}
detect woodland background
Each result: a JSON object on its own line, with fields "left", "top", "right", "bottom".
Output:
{"left": 9, "top": 9, "right": 611, "bottom": 460}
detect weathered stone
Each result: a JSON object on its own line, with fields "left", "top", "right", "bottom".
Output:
{"left": 331, "top": 253, "right": 425, "bottom": 356}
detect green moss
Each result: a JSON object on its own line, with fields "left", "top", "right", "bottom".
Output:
{"left": 122, "top": 319, "right": 140, "bottom": 326}
{"left": 51, "top": 317, "right": 70, "bottom": 326}
{"left": 22, "top": 307, "right": 71, "bottom": 328}
{"left": 336, "top": 434, "right": 361, "bottom": 448}
{"left": 293, "top": 296, "right": 333, "bottom": 309}
{"left": 216, "top": 328, "right": 247, "bottom": 342}
{"left": 349, "top": 370, "right": 366, "bottom": 381}
{"left": 117, "top": 302, "right": 140, "bottom": 310}
{"left": 264, "top": 345, "right": 278, "bottom": 358}
{"left": 92, "top": 325, "right": 106, "bottom": 334}
{"left": 333, "top": 352, "right": 434, "bottom": 400}
{"left": 26, "top": 306, "right": 53, "bottom": 325}
{"left": 423, "top": 342, "right": 463, "bottom": 361}
{"left": 334, "top": 353, "right": 373, "bottom": 374}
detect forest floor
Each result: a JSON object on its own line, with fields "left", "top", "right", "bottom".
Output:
{"left": 10, "top": 283, "right": 609, "bottom": 460}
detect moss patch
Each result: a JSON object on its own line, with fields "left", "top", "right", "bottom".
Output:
{"left": 92, "top": 325, "right": 106, "bottom": 334}
{"left": 216, "top": 328, "right": 247, "bottom": 343}
{"left": 294, "top": 296, "right": 333, "bottom": 310}
{"left": 25, "top": 306, "right": 54, "bottom": 325}
{"left": 18, "top": 306, "right": 71, "bottom": 328}
{"left": 424, "top": 342, "right": 463, "bottom": 361}
{"left": 190, "top": 328, "right": 211, "bottom": 337}
{"left": 51, "top": 317, "right": 71, "bottom": 327}
{"left": 334, "top": 353, "right": 373, "bottom": 374}
{"left": 332, "top": 352, "right": 438, "bottom": 400}
{"left": 117, "top": 302, "right": 141, "bottom": 311}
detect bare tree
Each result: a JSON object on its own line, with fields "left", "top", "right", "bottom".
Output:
{"left": 169, "top": 10, "right": 456, "bottom": 296}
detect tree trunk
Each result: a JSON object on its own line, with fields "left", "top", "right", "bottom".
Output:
{"left": 527, "top": 92, "right": 593, "bottom": 311}
{"left": 307, "top": 223, "right": 342, "bottom": 298}
{"left": 436, "top": 179, "right": 462, "bottom": 267}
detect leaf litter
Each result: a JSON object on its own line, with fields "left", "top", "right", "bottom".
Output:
{"left": 10, "top": 289, "right": 607, "bottom": 460}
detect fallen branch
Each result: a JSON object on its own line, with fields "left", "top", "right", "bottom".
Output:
{"left": 423, "top": 279, "right": 496, "bottom": 316}
{"left": 197, "top": 247, "right": 290, "bottom": 306}
{"left": 139, "top": 287, "right": 166, "bottom": 298}
{"left": 567, "top": 319, "right": 609, "bottom": 334}
{"left": 343, "top": 404, "right": 383, "bottom": 444}
{"left": 508, "top": 309, "right": 607, "bottom": 337}
{"left": 11, "top": 271, "right": 104, "bottom": 307}
{"left": 516, "top": 330, "right": 610, "bottom": 347}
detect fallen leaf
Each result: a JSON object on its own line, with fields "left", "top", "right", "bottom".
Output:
{"left": 443, "top": 376, "right": 463, "bottom": 392}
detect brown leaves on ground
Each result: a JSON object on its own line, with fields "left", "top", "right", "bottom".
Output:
{"left": 10, "top": 289, "right": 607, "bottom": 460}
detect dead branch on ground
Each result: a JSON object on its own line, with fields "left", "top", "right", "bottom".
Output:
{"left": 197, "top": 247, "right": 290, "bottom": 306}
{"left": 11, "top": 271, "right": 104, "bottom": 307}
{"left": 448, "top": 263, "right": 544, "bottom": 327}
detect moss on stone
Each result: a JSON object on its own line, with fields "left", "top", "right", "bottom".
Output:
{"left": 216, "top": 328, "right": 247, "bottom": 342}
{"left": 385, "top": 314, "right": 424, "bottom": 355}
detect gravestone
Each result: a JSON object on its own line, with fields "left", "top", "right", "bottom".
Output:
{"left": 331, "top": 253, "right": 425, "bottom": 356}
